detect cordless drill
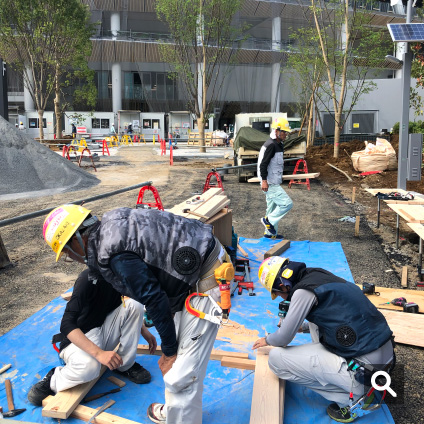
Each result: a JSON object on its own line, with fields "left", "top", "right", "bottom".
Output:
{"left": 215, "top": 263, "right": 235, "bottom": 320}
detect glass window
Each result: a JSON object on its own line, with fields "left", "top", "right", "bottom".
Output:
{"left": 166, "top": 76, "right": 174, "bottom": 100}
{"left": 156, "top": 73, "right": 165, "bottom": 100}
{"left": 193, "top": 119, "right": 209, "bottom": 130}
{"left": 152, "top": 119, "right": 160, "bottom": 129}
{"left": 143, "top": 119, "right": 152, "bottom": 129}
{"left": 29, "top": 118, "right": 46, "bottom": 128}
{"left": 124, "top": 72, "right": 134, "bottom": 99}
{"left": 101, "top": 119, "right": 110, "bottom": 129}
{"left": 92, "top": 118, "right": 101, "bottom": 129}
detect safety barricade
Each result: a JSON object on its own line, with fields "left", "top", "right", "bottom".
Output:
{"left": 170, "top": 144, "right": 173, "bottom": 166}
{"left": 136, "top": 185, "right": 164, "bottom": 210}
{"left": 133, "top": 134, "right": 140, "bottom": 143}
{"left": 121, "top": 134, "right": 133, "bottom": 146}
{"left": 62, "top": 145, "right": 78, "bottom": 160}
{"left": 110, "top": 135, "right": 119, "bottom": 147}
{"left": 288, "top": 159, "right": 310, "bottom": 190}
{"left": 101, "top": 140, "right": 110, "bottom": 156}
{"left": 78, "top": 148, "right": 97, "bottom": 172}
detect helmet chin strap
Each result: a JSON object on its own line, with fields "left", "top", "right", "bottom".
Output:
{"left": 66, "top": 230, "right": 88, "bottom": 264}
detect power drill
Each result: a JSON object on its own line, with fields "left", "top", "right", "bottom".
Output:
{"left": 215, "top": 263, "right": 235, "bottom": 320}
{"left": 278, "top": 300, "right": 291, "bottom": 318}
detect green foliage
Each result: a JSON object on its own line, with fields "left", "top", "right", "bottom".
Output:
{"left": 156, "top": 0, "right": 244, "bottom": 118}
{"left": 392, "top": 120, "right": 424, "bottom": 134}
{"left": 0, "top": 0, "right": 96, "bottom": 117}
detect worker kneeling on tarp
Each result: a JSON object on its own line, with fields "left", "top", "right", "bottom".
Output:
{"left": 41, "top": 204, "right": 234, "bottom": 424}
{"left": 254, "top": 257, "right": 395, "bottom": 423}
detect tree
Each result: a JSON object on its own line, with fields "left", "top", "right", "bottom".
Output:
{"left": 306, "top": 0, "right": 391, "bottom": 157}
{"left": 0, "top": 0, "right": 95, "bottom": 140}
{"left": 156, "top": 0, "right": 244, "bottom": 152}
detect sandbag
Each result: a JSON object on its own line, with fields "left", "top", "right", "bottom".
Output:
{"left": 351, "top": 138, "right": 397, "bottom": 172}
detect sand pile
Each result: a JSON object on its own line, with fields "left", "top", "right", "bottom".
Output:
{"left": 0, "top": 116, "right": 99, "bottom": 200}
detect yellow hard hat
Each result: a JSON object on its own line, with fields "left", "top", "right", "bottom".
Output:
{"left": 20, "top": 122, "right": 23, "bottom": 125}
{"left": 271, "top": 118, "right": 291, "bottom": 132}
{"left": 43, "top": 204, "right": 91, "bottom": 262}
{"left": 258, "top": 256, "right": 289, "bottom": 299}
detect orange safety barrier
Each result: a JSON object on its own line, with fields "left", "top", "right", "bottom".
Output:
{"left": 170, "top": 144, "right": 173, "bottom": 166}
{"left": 101, "top": 140, "right": 110, "bottom": 156}
{"left": 62, "top": 145, "right": 78, "bottom": 160}
{"left": 136, "top": 185, "right": 164, "bottom": 210}
{"left": 288, "top": 159, "right": 310, "bottom": 190}
{"left": 78, "top": 148, "right": 97, "bottom": 172}
{"left": 133, "top": 134, "right": 140, "bottom": 143}
{"left": 203, "top": 171, "right": 224, "bottom": 193}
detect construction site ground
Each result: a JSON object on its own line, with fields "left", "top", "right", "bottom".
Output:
{"left": 0, "top": 140, "right": 421, "bottom": 423}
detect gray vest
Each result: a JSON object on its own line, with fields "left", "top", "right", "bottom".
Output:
{"left": 87, "top": 208, "right": 215, "bottom": 294}
{"left": 257, "top": 139, "right": 284, "bottom": 185}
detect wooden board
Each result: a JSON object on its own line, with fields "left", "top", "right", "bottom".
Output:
{"left": 407, "top": 222, "right": 424, "bottom": 239}
{"left": 401, "top": 266, "right": 408, "bottom": 288}
{"left": 387, "top": 204, "right": 424, "bottom": 223}
{"left": 248, "top": 173, "right": 319, "bottom": 183}
{"left": 61, "top": 291, "right": 73, "bottom": 301}
{"left": 137, "top": 344, "right": 249, "bottom": 362}
{"left": 42, "top": 366, "right": 107, "bottom": 418}
{"left": 249, "top": 348, "right": 280, "bottom": 424}
{"left": 221, "top": 356, "right": 256, "bottom": 371}
{"left": 43, "top": 397, "right": 141, "bottom": 424}
{"left": 357, "top": 284, "right": 424, "bottom": 313}
{"left": 380, "top": 309, "right": 424, "bottom": 348}
{"left": 279, "top": 379, "right": 286, "bottom": 424}
{"left": 107, "top": 376, "right": 126, "bottom": 388}
{"left": 264, "top": 240, "right": 290, "bottom": 259}
{"left": 167, "top": 188, "right": 223, "bottom": 215}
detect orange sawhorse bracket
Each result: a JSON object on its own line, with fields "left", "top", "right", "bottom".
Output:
{"left": 136, "top": 186, "right": 164, "bottom": 210}
{"left": 203, "top": 171, "right": 224, "bottom": 193}
{"left": 62, "top": 145, "right": 77, "bottom": 160}
{"left": 288, "top": 159, "right": 310, "bottom": 190}
{"left": 78, "top": 148, "right": 97, "bottom": 172}
{"left": 102, "top": 140, "right": 110, "bottom": 156}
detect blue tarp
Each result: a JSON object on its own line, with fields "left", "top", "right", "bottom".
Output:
{"left": 0, "top": 239, "right": 394, "bottom": 424}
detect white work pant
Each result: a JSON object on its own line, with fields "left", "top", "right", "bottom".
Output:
{"left": 50, "top": 299, "right": 144, "bottom": 393}
{"left": 264, "top": 185, "right": 293, "bottom": 235}
{"left": 164, "top": 286, "right": 220, "bottom": 424}
{"left": 268, "top": 324, "right": 363, "bottom": 407}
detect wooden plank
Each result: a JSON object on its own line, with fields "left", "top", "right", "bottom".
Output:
{"left": 357, "top": 284, "right": 424, "bottom": 313}
{"left": 408, "top": 222, "right": 424, "bottom": 239}
{"left": 279, "top": 379, "right": 286, "bottom": 424}
{"left": 401, "top": 266, "right": 408, "bottom": 288}
{"left": 42, "top": 366, "right": 107, "bottom": 418}
{"left": 388, "top": 204, "right": 424, "bottom": 223}
{"left": 248, "top": 173, "right": 319, "bottom": 183}
{"left": 249, "top": 348, "right": 280, "bottom": 424}
{"left": 136, "top": 344, "right": 249, "bottom": 361}
{"left": 43, "top": 397, "right": 141, "bottom": 424}
{"left": 107, "top": 376, "right": 126, "bottom": 388}
{"left": 380, "top": 309, "right": 424, "bottom": 348}
{"left": 221, "top": 356, "right": 256, "bottom": 371}
{"left": 61, "top": 291, "right": 73, "bottom": 301}
{"left": 352, "top": 187, "right": 356, "bottom": 203}
{"left": 355, "top": 216, "right": 360, "bottom": 237}
{"left": 238, "top": 243, "right": 249, "bottom": 258}
{"left": 264, "top": 240, "right": 290, "bottom": 259}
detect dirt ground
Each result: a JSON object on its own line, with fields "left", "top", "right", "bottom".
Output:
{"left": 0, "top": 141, "right": 422, "bottom": 423}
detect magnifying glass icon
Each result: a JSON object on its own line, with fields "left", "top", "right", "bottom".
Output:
{"left": 371, "top": 371, "right": 397, "bottom": 397}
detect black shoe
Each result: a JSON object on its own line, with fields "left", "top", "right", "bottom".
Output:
{"left": 326, "top": 403, "right": 357, "bottom": 423}
{"left": 27, "top": 368, "right": 56, "bottom": 406}
{"left": 114, "top": 362, "right": 151, "bottom": 384}
{"left": 263, "top": 234, "right": 284, "bottom": 240}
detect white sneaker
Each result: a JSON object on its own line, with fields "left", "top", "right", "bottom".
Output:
{"left": 147, "top": 403, "right": 166, "bottom": 423}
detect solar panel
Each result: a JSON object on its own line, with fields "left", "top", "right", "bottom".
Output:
{"left": 388, "top": 23, "right": 424, "bottom": 42}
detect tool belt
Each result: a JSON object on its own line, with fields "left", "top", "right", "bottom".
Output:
{"left": 195, "top": 238, "right": 230, "bottom": 293}
{"left": 348, "top": 338, "right": 396, "bottom": 386}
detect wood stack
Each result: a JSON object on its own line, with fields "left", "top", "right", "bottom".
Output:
{"left": 167, "top": 188, "right": 232, "bottom": 245}
{"left": 167, "top": 188, "right": 230, "bottom": 222}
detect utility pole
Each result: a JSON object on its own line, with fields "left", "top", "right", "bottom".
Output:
{"left": 0, "top": 59, "right": 8, "bottom": 120}
{"left": 397, "top": 0, "right": 413, "bottom": 190}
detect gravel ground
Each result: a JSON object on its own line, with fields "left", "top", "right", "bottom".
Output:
{"left": 0, "top": 145, "right": 421, "bottom": 423}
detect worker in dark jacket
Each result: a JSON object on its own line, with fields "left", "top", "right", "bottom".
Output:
{"left": 27, "top": 269, "right": 156, "bottom": 406}
{"left": 257, "top": 118, "right": 293, "bottom": 239}
{"left": 42, "top": 204, "right": 234, "bottom": 424}
{"left": 254, "top": 257, "right": 395, "bottom": 422}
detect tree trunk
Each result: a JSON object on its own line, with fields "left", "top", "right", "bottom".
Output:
{"left": 38, "top": 109, "right": 44, "bottom": 140}
{"left": 0, "top": 231, "right": 11, "bottom": 269}
{"left": 198, "top": 112, "right": 206, "bottom": 153}
{"left": 333, "top": 111, "right": 342, "bottom": 158}
{"left": 54, "top": 66, "right": 62, "bottom": 140}
{"left": 307, "top": 100, "right": 314, "bottom": 147}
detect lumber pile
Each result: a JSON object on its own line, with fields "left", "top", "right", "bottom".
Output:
{"left": 167, "top": 188, "right": 230, "bottom": 222}
{"left": 248, "top": 173, "right": 319, "bottom": 183}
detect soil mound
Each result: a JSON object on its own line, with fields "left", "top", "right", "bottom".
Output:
{"left": 0, "top": 117, "right": 99, "bottom": 200}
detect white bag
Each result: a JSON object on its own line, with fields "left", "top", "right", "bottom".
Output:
{"left": 351, "top": 138, "right": 397, "bottom": 172}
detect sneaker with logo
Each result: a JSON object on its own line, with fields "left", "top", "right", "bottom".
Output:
{"left": 261, "top": 217, "right": 276, "bottom": 236}
{"left": 147, "top": 403, "right": 166, "bottom": 423}
{"left": 326, "top": 403, "right": 357, "bottom": 423}
{"left": 264, "top": 233, "right": 284, "bottom": 240}
{"left": 27, "top": 368, "right": 56, "bottom": 406}
{"left": 114, "top": 362, "right": 151, "bottom": 384}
